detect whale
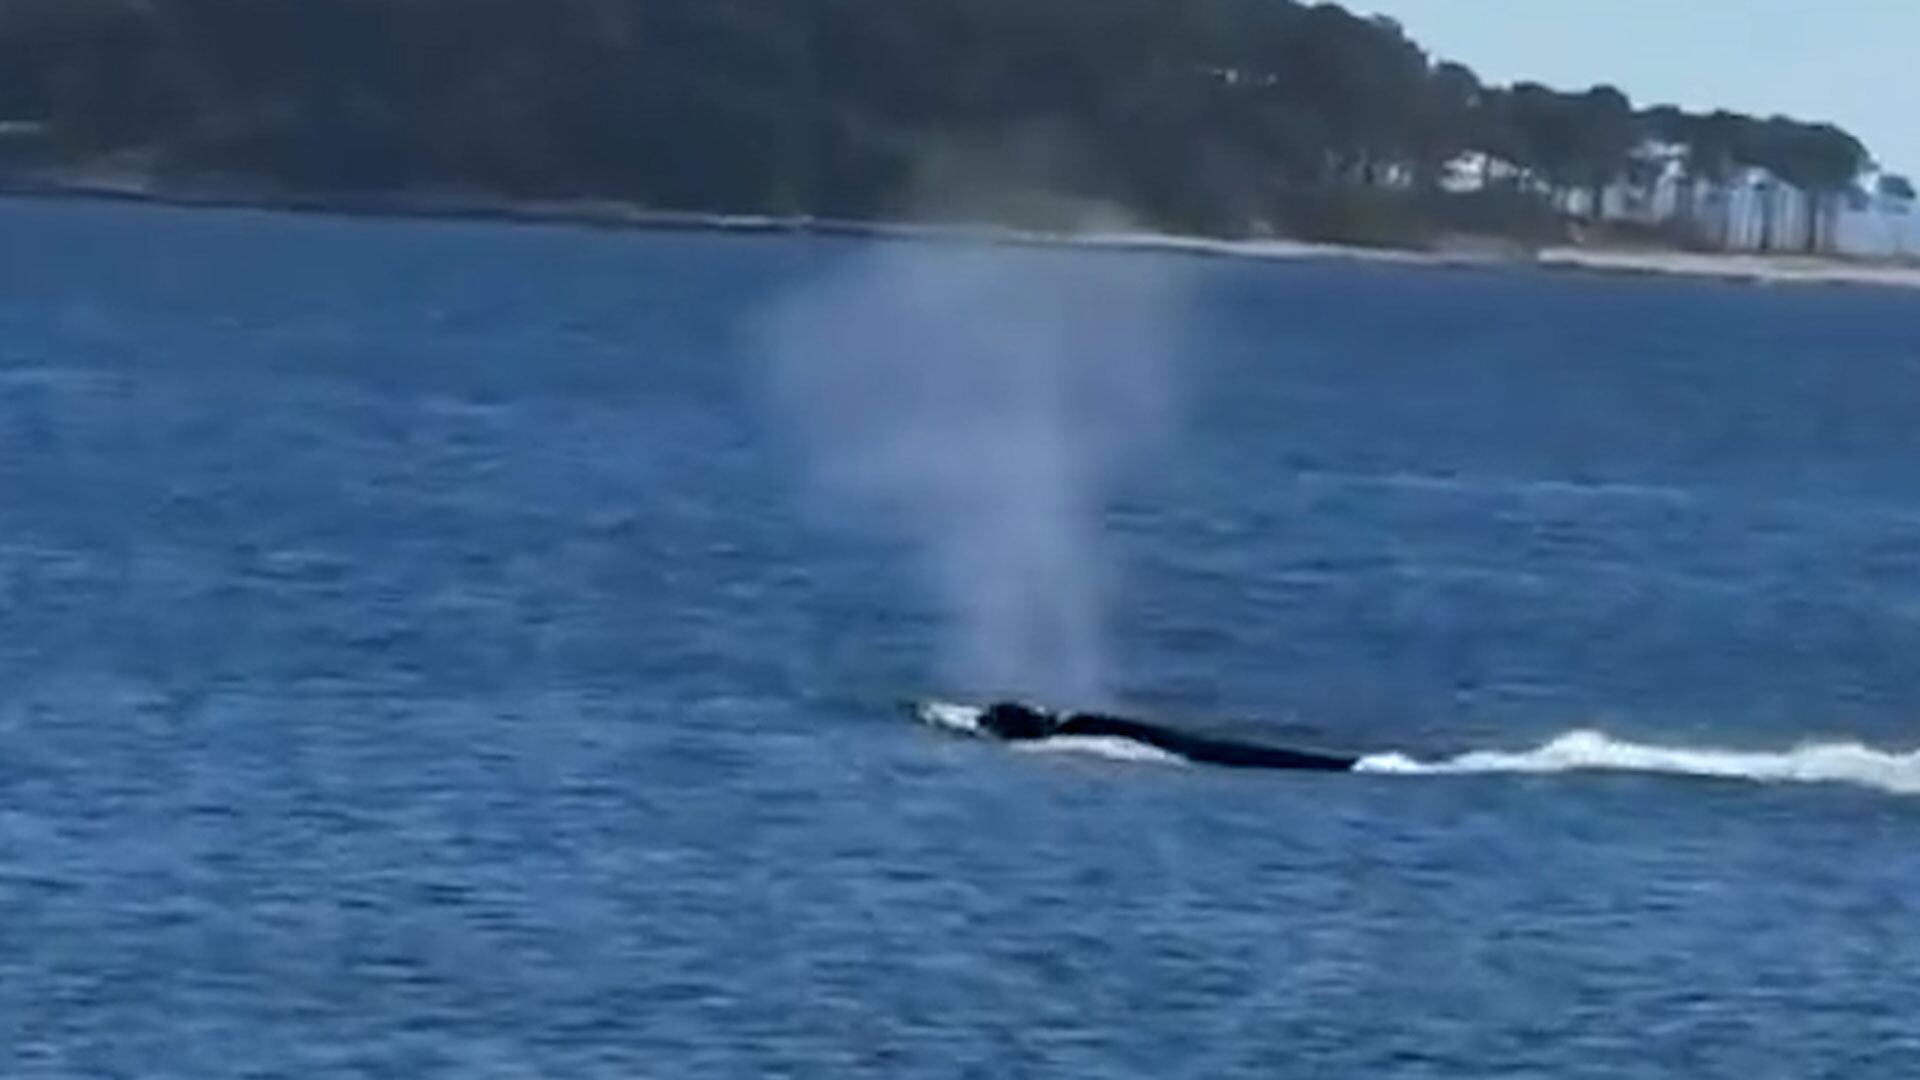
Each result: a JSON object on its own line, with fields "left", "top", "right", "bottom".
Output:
{"left": 916, "top": 700, "right": 1358, "bottom": 771}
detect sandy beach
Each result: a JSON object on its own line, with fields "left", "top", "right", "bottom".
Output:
{"left": 1531, "top": 247, "right": 1920, "bottom": 290}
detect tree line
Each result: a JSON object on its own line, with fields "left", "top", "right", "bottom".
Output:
{"left": 0, "top": 0, "right": 1891, "bottom": 242}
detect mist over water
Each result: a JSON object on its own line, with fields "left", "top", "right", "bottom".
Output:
{"left": 761, "top": 240, "right": 1188, "bottom": 703}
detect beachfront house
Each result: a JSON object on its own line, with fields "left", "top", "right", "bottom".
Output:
{"left": 1445, "top": 138, "right": 1920, "bottom": 261}
{"left": 1832, "top": 182, "right": 1920, "bottom": 260}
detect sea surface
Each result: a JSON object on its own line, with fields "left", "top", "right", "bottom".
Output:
{"left": 4, "top": 197, "right": 1920, "bottom": 1078}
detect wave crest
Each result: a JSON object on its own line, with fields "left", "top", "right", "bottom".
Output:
{"left": 1357, "top": 730, "right": 1920, "bottom": 795}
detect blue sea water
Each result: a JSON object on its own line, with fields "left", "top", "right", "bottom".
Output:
{"left": 3, "top": 197, "right": 1920, "bottom": 1077}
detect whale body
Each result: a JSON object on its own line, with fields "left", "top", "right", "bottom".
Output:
{"left": 917, "top": 700, "right": 1358, "bottom": 771}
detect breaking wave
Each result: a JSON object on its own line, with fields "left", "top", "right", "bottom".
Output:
{"left": 1357, "top": 730, "right": 1920, "bottom": 796}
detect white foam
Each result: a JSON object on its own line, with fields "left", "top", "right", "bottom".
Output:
{"left": 917, "top": 701, "right": 1182, "bottom": 765}
{"left": 916, "top": 701, "right": 984, "bottom": 735}
{"left": 1357, "top": 730, "right": 1920, "bottom": 796}
{"left": 1016, "top": 735, "right": 1185, "bottom": 765}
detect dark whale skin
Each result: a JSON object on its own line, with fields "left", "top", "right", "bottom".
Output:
{"left": 976, "top": 702, "right": 1357, "bottom": 771}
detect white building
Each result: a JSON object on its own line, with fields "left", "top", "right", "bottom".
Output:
{"left": 1429, "top": 147, "right": 1916, "bottom": 260}
{"left": 1562, "top": 160, "right": 1914, "bottom": 261}
{"left": 1832, "top": 186, "right": 1920, "bottom": 260}
{"left": 1439, "top": 151, "right": 1538, "bottom": 194}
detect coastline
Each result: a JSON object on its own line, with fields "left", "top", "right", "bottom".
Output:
{"left": 1532, "top": 247, "right": 1920, "bottom": 291}
{"left": 7, "top": 173, "right": 1920, "bottom": 292}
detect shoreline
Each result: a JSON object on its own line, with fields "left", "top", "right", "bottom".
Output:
{"left": 1531, "top": 247, "right": 1920, "bottom": 291}
{"left": 7, "top": 174, "right": 1920, "bottom": 292}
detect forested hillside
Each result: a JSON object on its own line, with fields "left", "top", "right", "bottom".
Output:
{"left": 0, "top": 0, "right": 1877, "bottom": 241}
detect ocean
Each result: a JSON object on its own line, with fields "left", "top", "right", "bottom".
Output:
{"left": 3, "top": 196, "right": 1919, "bottom": 1077}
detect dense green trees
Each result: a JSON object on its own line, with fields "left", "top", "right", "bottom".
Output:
{"left": 0, "top": 0, "right": 1880, "bottom": 240}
